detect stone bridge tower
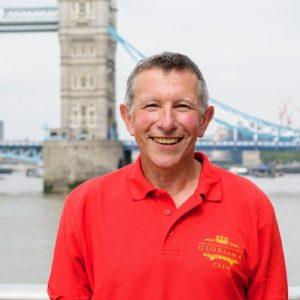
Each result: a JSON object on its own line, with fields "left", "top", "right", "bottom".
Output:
{"left": 59, "top": 0, "right": 117, "bottom": 140}
{"left": 43, "top": 0, "right": 123, "bottom": 193}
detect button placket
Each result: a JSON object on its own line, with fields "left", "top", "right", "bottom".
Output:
{"left": 152, "top": 190, "right": 181, "bottom": 255}
{"left": 163, "top": 209, "right": 180, "bottom": 254}
{"left": 163, "top": 226, "right": 180, "bottom": 255}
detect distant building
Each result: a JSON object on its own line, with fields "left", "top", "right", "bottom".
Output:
{"left": 0, "top": 121, "right": 3, "bottom": 141}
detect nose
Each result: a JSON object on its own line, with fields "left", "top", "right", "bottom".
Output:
{"left": 157, "top": 106, "right": 177, "bottom": 132}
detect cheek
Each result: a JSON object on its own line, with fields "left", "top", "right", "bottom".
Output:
{"left": 178, "top": 114, "right": 202, "bottom": 131}
{"left": 130, "top": 112, "right": 157, "bottom": 137}
{"left": 133, "top": 112, "right": 156, "bottom": 129}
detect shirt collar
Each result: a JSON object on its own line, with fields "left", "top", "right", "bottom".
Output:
{"left": 129, "top": 156, "right": 156, "bottom": 200}
{"left": 129, "top": 152, "right": 222, "bottom": 202}
{"left": 194, "top": 152, "right": 221, "bottom": 202}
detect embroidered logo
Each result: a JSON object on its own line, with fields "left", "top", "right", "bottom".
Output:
{"left": 198, "top": 235, "right": 243, "bottom": 270}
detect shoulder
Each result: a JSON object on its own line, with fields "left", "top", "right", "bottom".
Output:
{"left": 216, "top": 165, "right": 267, "bottom": 197}
{"left": 63, "top": 163, "right": 134, "bottom": 212}
{"left": 216, "top": 166, "right": 275, "bottom": 228}
{"left": 217, "top": 166, "right": 265, "bottom": 196}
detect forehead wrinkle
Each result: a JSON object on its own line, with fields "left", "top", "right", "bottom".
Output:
{"left": 138, "top": 86, "right": 197, "bottom": 103}
{"left": 131, "top": 68, "right": 200, "bottom": 107}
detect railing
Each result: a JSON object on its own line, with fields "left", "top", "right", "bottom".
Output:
{"left": 122, "top": 139, "right": 300, "bottom": 151}
{"left": 0, "top": 285, "right": 47, "bottom": 299}
{"left": 291, "top": 287, "right": 300, "bottom": 300}
{"left": 0, "top": 141, "right": 43, "bottom": 146}
{"left": 0, "top": 284, "right": 299, "bottom": 299}
{"left": 0, "top": 7, "right": 58, "bottom": 22}
{"left": 0, "top": 7, "right": 58, "bottom": 32}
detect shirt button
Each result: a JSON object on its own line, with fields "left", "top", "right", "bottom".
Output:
{"left": 168, "top": 230, "right": 174, "bottom": 236}
{"left": 164, "top": 209, "right": 171, "bottom": 216}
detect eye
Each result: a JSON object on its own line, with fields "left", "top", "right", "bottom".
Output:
{"left": 144, "top": 103, "right": 159, "bottom": 110}
{"left": 174, "top": 103, "right": 191, "bottom": 111}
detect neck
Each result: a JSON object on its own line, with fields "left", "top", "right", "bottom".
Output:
{"left": 141, "top": 156, "right": 202, "bottom": 203}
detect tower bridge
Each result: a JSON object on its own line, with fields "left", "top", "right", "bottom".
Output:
{"left": 0, "top": 7, "right": 58, "bottom": 32}
{"left": 1, "top": 139, "right": 299, "bottom": 165}
{"left": 0, "top": 140, "right": 43, "bottom": 164}
{"left": 0, "top": 2, "right": 299, "bottom": 191}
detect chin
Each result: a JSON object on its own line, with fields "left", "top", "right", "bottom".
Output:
{"left": 150, "top": 156, "right": 182, "bottom": 170}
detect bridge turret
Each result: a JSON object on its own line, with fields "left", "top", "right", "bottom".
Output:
{"left": 44, "top": 0, "right": 123, "bottom": 193}
{"left": 59, "top": 0, "right": 117, "bottom": 140}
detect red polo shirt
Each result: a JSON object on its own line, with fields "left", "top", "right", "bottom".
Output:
{"left": 48, "top": 153, "right": 287, "bottom": 299}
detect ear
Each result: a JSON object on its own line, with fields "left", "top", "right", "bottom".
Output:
{"left": 198, "top": 106, "right": 214, "bottom": 138}
{"left": 120, "top": 104, "right": 135, "bottom": 136}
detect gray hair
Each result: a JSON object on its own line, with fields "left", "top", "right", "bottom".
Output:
{"left": 125, "top": 52, "right": 209, "bottom": 113}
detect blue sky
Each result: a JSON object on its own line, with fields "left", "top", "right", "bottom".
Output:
{"left": 0, "top": 0, "right": 299, "bottom": 140}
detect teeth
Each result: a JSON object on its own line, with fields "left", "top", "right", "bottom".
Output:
{"left": 152, "top": 137, "right": 181, "bottom": 144}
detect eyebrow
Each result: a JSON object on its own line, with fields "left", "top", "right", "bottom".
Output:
{"left": 138, "top": 96, "right": 197, "bottom": 103}
{"left": 137, "top": 96, "right": 158, "bottom": 102}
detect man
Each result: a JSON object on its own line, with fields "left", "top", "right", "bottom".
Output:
{"left": 48, "top": 52, "right": 288, "bottom": 299}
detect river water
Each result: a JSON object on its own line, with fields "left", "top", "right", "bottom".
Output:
{"left": 0, "top": 171, "right": 299, "bottom": 286}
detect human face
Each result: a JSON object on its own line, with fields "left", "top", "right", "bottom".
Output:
{"left": 120, "top": 68, "right": 214, "bottom": 171}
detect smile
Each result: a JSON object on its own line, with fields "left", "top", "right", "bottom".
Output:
{"left": 150, "top": 137, "right": 183, "bottom": 145}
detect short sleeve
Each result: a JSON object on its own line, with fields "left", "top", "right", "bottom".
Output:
{"left": 48, "top": 197, "right": 92, "bottom": 300}
{"left": 247, "top": 211, "right": 288, "bottom": 300}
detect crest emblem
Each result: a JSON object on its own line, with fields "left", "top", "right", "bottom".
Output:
{"left": 198, "top": 235, "right": 243, "bottom": 270}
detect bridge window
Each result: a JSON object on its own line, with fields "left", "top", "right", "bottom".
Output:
{"left": 90, "top": 76, "right": 94, "bottom": 87}
{"left": 81, "top": 76, "right": 86, "bottom": 88}
{"left": 71, "top": 42, "right": 96, "bottom": 57}
{"left": 90, "top": 44, "right": 95, "bottom": 55}
{"left": 107, "top": 59, "right": 114, "bottom": 81}
{"left": 87, "top": 106, "right": 95, "bottom": 127}
{"left": 86, "top": 1, "right": 92, "bottom": 14}
{"left": 79, "top": 3, "right": 86, "bottom": 15}
{"left": 72, "top": 1, "right": 94, "bottom": 22}
{"left": 81, "top": 106, "right": 86, "bottom": 116}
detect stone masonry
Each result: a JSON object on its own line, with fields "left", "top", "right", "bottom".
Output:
{"left": 44, "top": 0, "right": 123, "bottom": 193}
{"left": 44, "top": 139, "right": 123, "bottom": 193}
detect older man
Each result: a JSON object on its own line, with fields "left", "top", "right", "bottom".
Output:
{"left": 48, "top": 52, "right": 287, "bottom": 299}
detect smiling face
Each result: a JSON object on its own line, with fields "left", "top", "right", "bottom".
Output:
{"left": 120, "top": 68, "right": 214, "bottom": 172}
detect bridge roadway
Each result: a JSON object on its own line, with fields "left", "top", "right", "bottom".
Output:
{"left": 0, "top": 139, "right": 299, "bottom": 164}
{"left": 123, "top": 139, "right": 300, "bottom": 152}
{"left": 0, "top": 140, "right": 43, "bottom": 163}
{"left": 0, "top": 7, "right": 58, "bottom": 32}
